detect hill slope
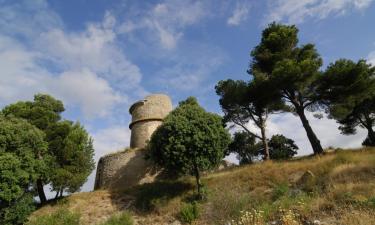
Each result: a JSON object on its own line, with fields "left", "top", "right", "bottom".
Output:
{"left": 29, "top": 148, "right": 375, "bottom": 225}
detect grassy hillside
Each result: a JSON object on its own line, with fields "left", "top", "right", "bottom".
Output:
{"left": 28, "top": 148, "right": 375, "bottom": 225}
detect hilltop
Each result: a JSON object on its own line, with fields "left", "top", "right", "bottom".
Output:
{"left": 28, "top": 148, "right": 375, "bottom": 225}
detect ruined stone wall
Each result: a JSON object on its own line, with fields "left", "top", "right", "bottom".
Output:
{"left": 129, "top": 94, "right": 172, "bottom": 148}
{"left": 94, "top": 94, "right": 172, "bottom": 190}
{"left": 94, "top": 148, "right": 160, "bottom": 190}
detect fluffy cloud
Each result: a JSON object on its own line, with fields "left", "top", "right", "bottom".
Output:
{"left": 227, "top": 1, "right": 250, "bottom": 26}
{"left": 0, "top": 37, "right": 124, "bottom": 118}
{"left": 368, "top": 50, "right": 375, "bottom": 65}
{"left": 243, "top": 112, "right": 366, "bottom": 156}
{"left": 37, "top": 12, "right": 142, "bottom": 88}
{"left": 265, "top": 0, "right": 374, "bottom": 24}
{"left": 0, "top": 2, "right": 143, "bottom": 119}
{"left": 154, "top": 44, "right": 226, "bottom": 92}
{"left": 118, "top": 0, "right": 208, "bottom": 49}
{"left": 0, "top": 0, "right": 62, "bottom": 38}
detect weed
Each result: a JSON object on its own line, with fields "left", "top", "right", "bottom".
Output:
{"left": 26, "top": 208, "right": 80, "bottom": 225}
{"left": 179, "top": 202, "right": 200, "bottom": 224}
{"left": 272, "top": 183, "right": 289, "bottom": 200}
{"left": 100, "top": 211, "right": 133, "bottom": 225}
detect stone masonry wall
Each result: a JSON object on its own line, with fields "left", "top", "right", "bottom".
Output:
{"left": 94, "top": 94, "right": 172, "bottom": 190}
{"left": 94, "top": 148, "right": 160, "bottom": 190}
{"left": 129, "top": 94, "right": 172, "bottom": 148}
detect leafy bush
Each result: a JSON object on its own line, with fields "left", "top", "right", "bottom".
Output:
{"left": 26, "top": 208, "right": 80, "bottom": 225}
{"left": 272, "top": 183, "right": 289, "bottom": 200}
{"left": 101, "top": 212, "right": 133, "bottom": 225}
{"left": 179, "top": 202, "right": 200, "bottom": 224}
{"left": 1, "top": 194, "right": 35, "bottom": 225}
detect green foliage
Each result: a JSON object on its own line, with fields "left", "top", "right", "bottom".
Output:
{"left": 179, "top": 202, "right": 200, "bottom": 224}
{"left": 227, "top": 133, "right": 297, "bottom": 163}
{"left": 2, "top": 94, "right": 95, "bottom": 200}
{"left": 0, "top": 116, "right": 47, "bottom": 225}
{"left": 268, "top": 135, "right": 298, "bottom": 160}
{"left": 101, "top": 212, "right": 133, "bottom": 225}
{"left": 47, "top": 121, "right": 95, "bottom": 194}
{"left": 1, "top": 194, "right": 35, "bottom": 225}
{"left": 250, "top": 22, "right": 324, "bottom": 155}
{"left": 2, "top": 94, "right": 64, "bottom": 130}
{"left": 272, "top": 183, "right": 289, "bottom": 200}
{"left": 215, "top": 78, "right": 284, "bottom": 160}
{"left": 227, "top": 131, "right": 261, "bottom": 164}
{"left": 26, "top": 208, "right": 80, "bottom": 225}
{"left": 148, "top": 96, "right": 231, "bottom": 196}
{"left": 321, "top": 59, "right": 375, "bottom": 146}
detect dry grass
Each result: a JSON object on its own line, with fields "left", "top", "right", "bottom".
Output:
{"left": 29, "top": 148, "right": 375, "bottom": 225}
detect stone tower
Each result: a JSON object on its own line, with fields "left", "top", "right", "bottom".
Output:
{"left": 94, "top": 93, "right": 172, "bottom": 190}
{"left": 129, "top": 94, "right": 172, "bottom": 148}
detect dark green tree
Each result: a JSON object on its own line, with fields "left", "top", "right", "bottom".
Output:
{"left": 268, "top": 134, "right": 298, "bottom": 160}
{"left": 148, "top": 97, "right": 231, "bottom": 197}
{"left": 320, "top": 59, "right": 375, "bottom": 146}
{"left": 47, "top": 121, "right": 95, "bottom": 197}
{"left": 227, "top": 131, "right": 261, "bottom": 164}
{"left": 2, "top": 94, "right": 95, "bottom": 202}
{"left": 2, "top": 94, "right": 64, "bottom": 203}
{"left": 215, "top": 79, "right": 284, "bottom": 160}
{"left": 250, "top": 22, "right": 324, "bottom": 155}
{"left": 0, "top": 116, "right": 48, "bottom": 225}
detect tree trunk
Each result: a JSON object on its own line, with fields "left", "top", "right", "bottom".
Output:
{"left": 194, "top": 164, "right": 202, "bottom": 199}
{"left": 296, "top": 107, "right": 324, "bottom": 155}
{"left": 367, "top": 126, "right": 375, "bottom": 146}
{"left": 260, "top": 123, "right": 270, "bottom": 160}
{"left": 59, "top": 188, "right": 63, "bottom": 198}
{"left": 37, "top": 179, "right": 47, "bottom": 204}
{"left": 55, "top": 191, "right": 59, "bottom": 200}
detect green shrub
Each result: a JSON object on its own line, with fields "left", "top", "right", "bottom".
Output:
{"left": 1, "top": 194, "right": 35, "bottom": 225}
{"left": 272, "top": 183, "right": 289, "bottom": 200}
{"left": 366, "top": 197, "right": 375, "bottom": 208}
{"left": 101, "top": 212, "right": 133, "bottom": 225}
{"left": 179, "top": 202, "right": 200, "bottom": 224}
{"left": 26, "top": 208, "right": 80, "bottom": 225}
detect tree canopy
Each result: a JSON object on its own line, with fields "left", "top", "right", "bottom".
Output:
{"left": 1, "top": 94, "right": 95, "bottom": 203}
{"left": 215, "top": 77, "right": 284, "bottom": 160}
{"left": 320, "top": 59, "right": 375, "bottom": 146}
{"left": 0, "top": 116, "right": 48, "bottom": 225}
{"left": 227, "top": 131, "right": 261, "bottom": 164}
{"left": 268, "top": 134, "right": 298, "bottom": 160}
{"left": 250, "top": 22, "right": 324, "bottom": 155}
{"left": 148, "top": 97, "right": 231, "bottom": 196}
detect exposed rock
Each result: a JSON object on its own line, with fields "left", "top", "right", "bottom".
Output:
{"left": 296, "top": 170, "right": 316, "bottom": 192}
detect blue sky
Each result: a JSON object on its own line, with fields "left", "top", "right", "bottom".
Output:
{"left": 1, "top": 0, "right": 375, "bottom": 193}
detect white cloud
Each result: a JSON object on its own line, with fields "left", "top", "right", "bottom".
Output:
{"left": 265, "top": 0, "right": 374, "bottom": 24}
{"left": 0, "top": 3, "right": 143, "bottom": 119}
{"left": 154, "top": 44, "right": 226, "bottom": 91}
{"left": 53, "top": 70, "right": 124, "bottom": 118}
{"left": 0, "top": 37, "right": 125, "bottom": 118}
{"left": 0, "top": 0, "right": 62, "bottom": 38}
{"left": 37, "top": 12, "right": 142, "bottom": 87}
{"left": 91, "top": 126, "right": 131, "bottom": 162}
{"left": 118, "top": 0, "right": 207, "bottom": 49}
{"left": 227, "top": 1, "right": 250, "bottom": 26}
{"left": 243, "top": 111, "right": 366, "bottom": 156}
{"left": 368, "top": 50, "right": 375, "bottom": 66}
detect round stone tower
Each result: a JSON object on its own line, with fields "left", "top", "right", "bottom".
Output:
{"left": 129, "top": 94, "right": 172, "bottom": 148}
